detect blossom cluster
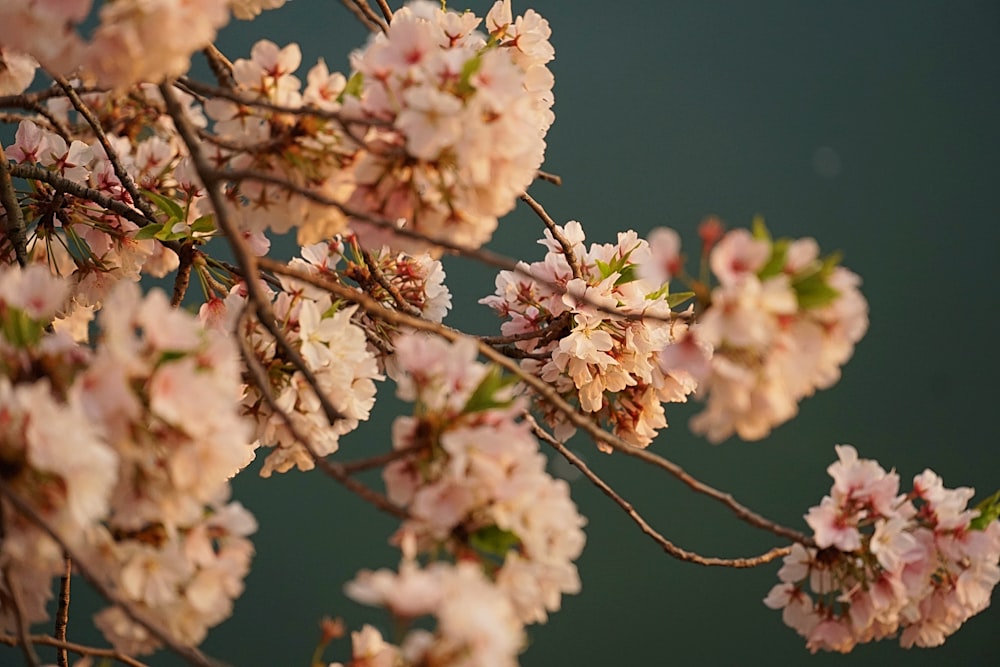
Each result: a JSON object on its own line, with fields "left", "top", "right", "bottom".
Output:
{"left": 202, "top": 0, "right": 553, "bottom": 253}
{"left": 339, "top": 557, "right": 525, "bottom": 667}
{"left": 481, "top": 221, "right": 697, "bottom": 449}
{"left": 0, "top": 265, "right": 257, "bottom": 654}
{"left": 201, "top": 248, "right": 381, "bottom": 478}
{"left": 0, "top": 0, "right": 287, "bottom": 90}
{"left": 3, "top": 101, "right": 207, "bottom": 328}
{"left": 380, "top": 334, "right": 586, "bottom": 626}
{"left": 346, "top": 0, "right": 555, "bottom": 252}
{"left": 329, "top": 333, "right": 585, "bottom": 666}
{"left": 652, "top": 220, "right": 869, "bottom": 443}
{"left": 765, "top": 445, "right": 1000, "bottom": 653}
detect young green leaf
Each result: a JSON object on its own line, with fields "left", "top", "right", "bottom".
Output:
{"left": 462, "top": 365, "right": 519, "bottom": 414}
{"left": 665, "top": 291, "right": 696, "bottom": 309}
{"left": 134, "top": 223, "right": 165, "bottom": 240}
{"left": 971, "top": 489, "right": 1000, "bottom": 531}
{"left": 338, "top": 71, "right": 364, "bottom": 102}
{"left": 751, "top": 215, "right": 772, "bottom": 242}
{"left": 469, "top": 524, "right": 522, "bottom": 559}
{"left": 142, "top": 189, "right": 185, "bottom": 223}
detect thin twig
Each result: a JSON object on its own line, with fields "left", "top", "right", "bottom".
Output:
{"left": 338, "top": 442, "right": 427, "bottom": 475}
{"left": 361, "top": 248, "right": 421, "bottom": 316}
{"left": 161, "top": 81, "right": 348, "bottom": 430}
{"left": 528, "top": 415, "right": 792, "bottom": 567}
{"left": 340, "top": 0, "right": 382, "bottom": 31}
{"left": 216, "top": 168, "right": 691, "bottom": 327}
{"left": 521, "top": 191, "right": 581, "bottom": 279}
{"left": 2, "top": 565, "right": 41, "bottom": 666}
{"left": 349, "top": 0, "right": 389, "bottom": 32}
{"left": 50, "top": 73, "right": 156, "bottom": 222}
{"left": 0, "top": 481, "right": 227, "bottom": 667}
{"left": 0, "top": 86, "right": 106, "bottom": 109}
{"left": 0, "top": 633, "right": 151, "bottom": 667}
{"left": 217, "top": 168, "right": 522, "bottom": 272}
{"left": 202, "top": 44, "right": 235, "bottom": 88}
{"left": 535, "top": 170, "right": 562, "bottom": 186}
{"left": 55, "top": 555, "right": 72, "bottom": 667}
{"left": 0, "top": 139, "right": 29, "bottom": 266}
{"left": 255, "top": 259, "right": 814, "bottom": 547}
{"left": 9, "top": 163, "right": 152, "bottom": 231}
{"left": 374, "top": 0, "right": 394, "bottom": 23}
{"left": 172, "top": 243, "right": 196, "bottom": 307}
{"left": 177, "top": 77, "right": 386, "bottom": 127}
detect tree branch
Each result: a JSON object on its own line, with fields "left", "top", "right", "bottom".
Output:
{"left": 55, "top": 555, "right": 72, "bottom": 667}
{"left": 50, "top": 73, "right": 156, "bottom": 222}
{"left": 520, "top": 191, "right": 581, "bottom": 280}
{"left": 0, "top": 139, "right": 29, "bottom": 266}
{"left": 527, "top": 415, "right": 792, "bottom": 567}
{"left": 254, "top": 258, "right": 814, "bottom": 547}
{"left": 0, "top": 633, "right": 151, "bottom": 667}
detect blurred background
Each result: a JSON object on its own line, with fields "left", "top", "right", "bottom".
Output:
{"left": 7, "top": 1, "right": 1000, "bottom": 666}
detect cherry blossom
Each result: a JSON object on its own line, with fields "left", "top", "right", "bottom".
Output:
{"left": 765, "top": 445, "right": 1000, "bottom": 653}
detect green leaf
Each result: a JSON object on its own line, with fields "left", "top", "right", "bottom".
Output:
{"left": 134, "top": 223, "right": 164, "bottom": 240}
{"left": 338, "top": 72, "right": 364, "bottom": 102}
{"left": 665, "top": 291, "right": 696, "bottom": 309}
{"left": 1, "top": 309, "right": 45, "bottom": 347}
{"left": 462, "top": 365, "right": 518, "bottom": 414}
{"left": 457, "top": 53, "right": 484, "bottom": 96}
{"left": 792, "top": 272, "right": 841, "bottom": 309}
{"left": 469, "top": 524, "right": 521, "bottom": 559}
{"left": 189, "top": 214, "right": 216, "bottom": 234}
{"left": 154, "top": 225, "right": 189, "bottom": 242}
{"left": 141, "top": 189, "right": 185, "bottom": 223}
{"left": 594, "top": 258, "right": 613, "bottom": 280}
{"left": 613, "top": 263, "right": 639, "bottom": 286}
{"left": 758, "top": 239, "right": 789, "bottom": 280}
{"left": 821, "top": 250, "right": 843, "bottom": 273}
{"left": 751, "top": 214, "right": 771, "bottom": 242}
{"left": 971, "top": 489, "right": 1000, "bottom": 530}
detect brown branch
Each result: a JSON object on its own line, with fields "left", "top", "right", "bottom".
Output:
{"left": 50, "top": 73, "right": 156, "bottom": 222}
{"left": 2, "top": 565, "right": 41, "bottom": 666}
{"left": 172, "top": 243, "right": 196, "bottom": 307}
{"left": 55, "top": 555, "right": 71, "bottom": 667}
{"left": 374, "top": 0, "right": 394, "bottom": 23}
{"left": 0, "top": 480, "right": 228, "bottom": 667}
{"left": 216, "top": 169, "right": 692, "bottom": 328}
{"left": 217, "top": 168, "right": 523, "bottom": 273}
{"left": 349, "top": 0, "right": 389, "bottom": 32}
{"left": 528, "top": 415, "right": 792, "bottom": 567}
{"left": 361, "top": 248, "right": 421, "bottom": 316}
{"left": 161, "top": 83, "right": 347, "bottom": 430}
{"left": 0, "top": 86, "right": 106, "bottom": 109}
{"left": 177, "top": 77, "right": 384, "bottom": 128}
{"left": 340, "top": 0, "right": 382, "bottom": 31}
{"left": 9, "top": 163, "right": 152, "bottom": 230}
{"left": 202, "top": 44, "right": 235, "bottom": 88}
{"left": 338, "top": 442, "right": 427, "bottom": 475}
{"left": 255, "top": 259, "right": 813, "bottom": 547}
{"left": 0, "top": 633, "right": 151, "bottom": 667}
{"left": 520, "top": 191, "right": 581, "bottom": 279}
{"left": 0, "top": 139, "right": 29, "bottom": 266}
{"left": 535, "top": 170, "right": 562, "bottom": 186}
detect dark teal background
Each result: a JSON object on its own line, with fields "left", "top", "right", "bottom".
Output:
{"left": 6, "top": 1, "right": 1000, "bottom": 666}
